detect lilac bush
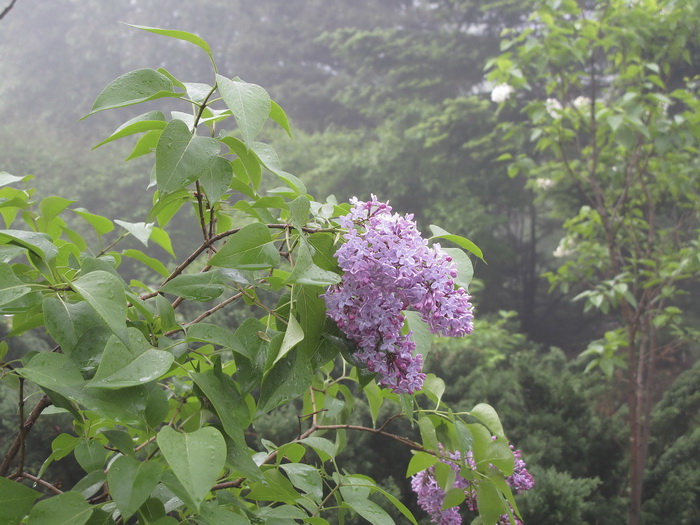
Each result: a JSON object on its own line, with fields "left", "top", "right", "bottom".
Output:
{"left": 323, "top": 196, "right": 474, "bottom": 393}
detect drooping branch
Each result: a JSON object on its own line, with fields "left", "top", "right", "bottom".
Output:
{"left": 0, "top": 394, "right": 52, "bottom": 476}
{"left": 210, "top": 414, "right": 426, "bottom": 491}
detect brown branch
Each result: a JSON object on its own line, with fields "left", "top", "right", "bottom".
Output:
{"left": 11, "top": 472, "right": 63, "bottom": 495}
{"left": 0, "top": 0, "right": 18, "bottom": 21}
{"left": 0, "top": 395, "right": 52, "bottom": 476}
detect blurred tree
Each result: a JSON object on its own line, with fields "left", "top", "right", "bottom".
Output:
{"left": 489, "top": 0, "right": 700, "bottom": 522}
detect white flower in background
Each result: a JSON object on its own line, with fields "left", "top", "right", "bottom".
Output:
{"left": 535, "top": 177, "right": 554, "bottom": 190}
{"left": 545, "top": 98, "right": 563, "bottom": 117}
{"left": 553, "top": 236, "right": 577, "bottom": 258}
{"left": 573, "top": 95, "right": 591, "bottom": 110}
{"left": 491, "top": 83, "right": 514, "bottom": 103}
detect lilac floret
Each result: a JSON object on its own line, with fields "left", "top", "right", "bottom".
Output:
{"left": 411, "top": 444, "right": 534, "bottom": 525}
{"left": 323, "top": 196, "right": 474, "bottom": 393}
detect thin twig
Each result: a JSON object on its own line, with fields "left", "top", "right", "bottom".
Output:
{"left": 210, "top": 415, "right": 426, "bottom": 492}
{"left": 0, "top": 0, "right": 18, "bottom": 21}
{"left": 0, "top": 395, "right": 52, "bottom": 476}
{"left": 12, "top": 472, "right": 63, "bottom": 495}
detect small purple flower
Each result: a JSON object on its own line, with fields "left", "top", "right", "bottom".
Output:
{"left": 411, "top": 444, "right": 534, "bottom": 525}
{"left": 324, "top": 196, "right": 474, "bottom": 393}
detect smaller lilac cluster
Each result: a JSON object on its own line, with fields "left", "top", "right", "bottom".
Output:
{"left": 323, "top": 196, "right": 474, "bottom": 393}
{"left": 411, "top": 444, "right": 534, "bottom": 525}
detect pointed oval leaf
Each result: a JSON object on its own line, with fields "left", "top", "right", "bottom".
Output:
{"left": 93, "top": 111, "right": 167, "bottom": 149}
{"left": 107, "top": 455, "right": 162, "bottom": 520}
{"left": 25, "top": 491, "right": 93, "bottom": 525}
{"left": 216, "top": 75, "right": 271, "bottom": 146}
{"left": 429, "top": 225, "right": 485, "bottom": 262}
{"left": 343, "top": 499, "right": 394, "bottom": 525}
{"left": 160, "top": 272, "right": 225, "bottom": 302}
{"left": 72, "top": 209, "right": 114, "bottom": 236}
{"left": 0, "top": 477, "right": 40, "bottom": 525}
{"left": 75, "top": 439, "right": 108, "bottom": 472}
{"left": 0, "top": 229, "right": 58, "bottom": 260}
{"left": 127, "top": 25, "right": 213, "bottom": 61}
{"left": 87, "top": 349, "right": 174, "bottom": 389}
{"left": 155, "top": 119, "right": 220, "bottom": 196}
{"left": 156, "top": 426, "right": 226, "bottom": 510}
{"left": 269, "top": 100, "right": 292, "bottom": 137}
{"left": 209, "top": 223, "right": 280, "bottom": 270}
{"left": 70, "top": 270, "right": 128, "bottom": 344}
{"left": 85, "top": 69, "right": 180, "bottom": 117}
{"left": 114, "top": 220, "right": 153, "bottom": 246}
{"left": 200, "top": 156, "right": 233, "bottom": 203}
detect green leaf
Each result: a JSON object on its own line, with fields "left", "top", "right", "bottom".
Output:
{"left": 442, "top": 487, "right": 466, "bottom": 510}
{"left": 88, "top": 348, "right": 173, "bottom": 389}
{"left": 209, "top": 223, "right": 280, "bottom": 269}
{"left": 200, "top": 156, "right": 233, "bottom": 203}
{"left": 295, "top": 284, "right": 330, "bottom": 361}
{"left": 43, "top": 297, "right": 110, "bottom": 368}
{"left": 486, "top": 439, "right": 515, "bottom": 475}
{"left": 0, "top": 261, "right": 32, "bottom": 306}
{"left": 299, "top": 436, "right": 337, "bottom": 461}
{"left": 404, "top": 311, "right": 433, "bottom": 358}
{"left": 280, "top": 463, "right": 323, "bottom": 500}
{"left": 190, "top": 368, "right": 252, "bottom": 439}
{"left": 72, "top": 209, "right": 114, "bottom": 236}
{"left": 93, "top": 111, "right": 167, "bottom": 149}
{"left": 250, "top": 141, "right": 281, "bottom": 174}
{"left": 199, "top": 506, "right": 250, "bottom": 525}
{"left": 40, "top": 196, "right": 74, "bottom": 221}
{"left": 363, "top": 380, "right": 384, "bottom": 427}
{"left": 269, "top": 100, "right": 292, "bottom": 137}
{"left": 442, "top": 248, "right": 474, "bottom": 291}
{"left": 258, "top": 347, "right": 312, "bottom": 413}
{"left": 18, "top": 352, "right": 85, "bottom": 393}
{"left": 422, "top": 374, "right": 446, "bottom": 408}
{"left": 70, "top": 270, "right": 128, "bottom": 344}
{"left": 73, "top": 471, "right": 107, "bottom": 500}
{"left": 406, "top": 451, "right": 439, "bottom": 478}
{"left": 151, "top": 226, "right": 175, "bottom": 257}
{"left": 114, "top": 220, "right": 153, "bottom": 246}
{"left": 0, "top": 477, "right": 40, "bottom": 525}
{"left": 287, "top": 241, "right": 341, "bottom": 286}
{"left": 75, "top": 439, "right": 107, "bottom": 472}
{"left": 476, "top": 478, "right": 504, "bottom": 524}
{"left": 156, "top": 426, "right": 226, "bottom": 510}
{"left": 128, "top": 25, "right": 213, "bottom": 62}
{"left": 155, "top": 119, "right": 220, "bottom": 196}
{"left": 107, "top": 455, "right": 162, "bottom": 520}
{"left": 122, "top": 249, "right": 170, "bottom": 278}
{"left": 160, "top": 271, "right": 225, "bottom": 301}
{"left": 85, "top": 68, "right": 180, "bottom": 117}
{"left": 186, "top": 323, "right": 236, "bottom": 347}
{"left": 343, "top": 499, "right": 394, "bottom": 525}
{"left": 0, "top": 171, "right": 26, "bottom": 187}
{"left": 0, "top": 229, "right": 58, "bottom": 260}
{"left": 25, "top": 491, "right": 94, "bottom": 525}
{"left": 274, "top": 314, "right": 304, "bottom": 366}
{"left": 470, "top": 403, "right": 505, "bottom": 437}
{"left": 126, "top": 129, "right": 162, "bottom": 160}
{"left": 429, "top": 225, "right": 485, "bottom": 262}
{"left": 216, "top": 75, "right": 271, "bottom": 146}
{"left": 418, "top": 415, "right": 440, "bottom": 452}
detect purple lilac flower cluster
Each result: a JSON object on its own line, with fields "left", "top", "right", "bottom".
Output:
{"left": 411, "top": 444, "right": 534, "bottom": 525}
{"left": 323, "top": 196, "right": 474, "bottom": 393}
